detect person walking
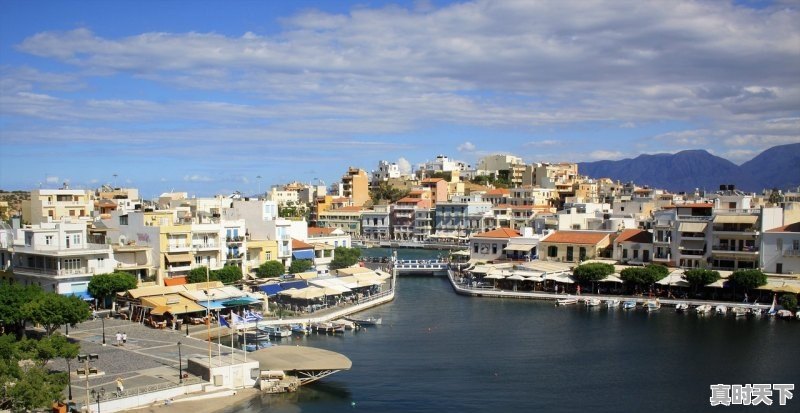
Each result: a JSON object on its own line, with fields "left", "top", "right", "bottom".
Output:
{"left": 115, "top": 331, "right": 122, "bottom": 346}
{"left": 122, "top": 332, "right": 128, "bottom": 345}
{"left": 116, "top": 377, "right": 124, "bottom": 395}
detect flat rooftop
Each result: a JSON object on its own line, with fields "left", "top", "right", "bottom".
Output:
{"left": 249, "top": 346, "right": 352, "bottom": 371}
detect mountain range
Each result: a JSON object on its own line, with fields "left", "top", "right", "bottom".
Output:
{"left": 577, "top": 143, "right": 800, "bottom": 193}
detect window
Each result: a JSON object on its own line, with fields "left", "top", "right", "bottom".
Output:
{"left": 119, "top": 215, "right": 128, "bottom": 225}
{"left": 45, "top": 235, "right": 53, "bottom": 245}
{"left": 72, "top": 234, "right": 81, "bottom": 246}
{"left": 548, "top": 246, "right": 558, "bottom": 257}
{"left": 794, "top": 240, "right": 800, "bottom": 251}
{"left": 623, "top": 249, "right": 628, "bottom": 259}
{"left": 25, "top": 232, "right": 33, "bottom": 246}
{"left": 474, "top": 243, "right": 479, "bottom": 253}
{"left": 195, "top": 256, "right": 202, "bottom": 265}
{"left": 777, "top": 239, "right": 783, "bottom": 251}
{"left": 492, "top": 244, "right": 497, "bottom": 254}
{"left": 63, "top": 258, "right": 81, "bottom": 271}
{"left": 266, "top": 252, "right": 272, "bottom": 260}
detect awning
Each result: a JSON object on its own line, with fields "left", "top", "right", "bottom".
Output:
{"left": 258, "top": 284, "right": 284, "bottom": 296}
{"left": 164, "top": 276, "right": 187, "bottom": 286}
{"left": 280, "top": 280, "right": 309, "bottom": 290}
{"left": 292, "top": 250, "right": 316, "bottom": 260}
{"left": 198, "top": 299, "right": 228, "bottom": 310}
{"left": 679, "top": 240, "right": 706, "bottom": 250}
{"left": 656, "top": 274, "right": 690, "bottom": 287}
{"left": 293, "top": 271, "right": 318, "bottom": 280}
{"left": 141, "top": 294, "right": 206, "bottom": 314}
{"left": 223, "top": 297, "right": 259, "bottom": 306}
{"left": 506, "top": 274, "right": 526, "bottom": 281}
{"left": 679, "top": 222, "right": 707, "bottom": 232}
{"left": 504, "top": 244, "right": 534, "bottom": 252}
{"left": 62, "top": 291, "right": 93, "bottom": 301}
{"left": 483, "top": 273, "right": 506, "bottom": 280}
{"left": 165, "top": 253, "right": 193, "bottom": 263}
{"left": 598, "top": 274, "right": 624, "bottom": 283}
{"left": 713, "top": 215, "right": 758, "bottom": 224}
{"left": 451, "top": 250, "right": 470, "bottom": 256}
{"left": 150, "top": 306, "right": 171, "bottom": 316}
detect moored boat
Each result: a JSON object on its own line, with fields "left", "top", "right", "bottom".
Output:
{"left": 715, "top": 305, "right": 728, "bottom": 315}
{"left": 748, "top": 307, "right": 764, "bottom": 317}
{"left": 645, "top": 300, "right": 661, "bottom": 312}
{"left": 585, "top": 298, "right": 601, "bottom": 307}
{"left": 695, "top": 304, "right": 712, "bottom": 314}
{"left": 258, "top": 325, "right": 292, "bottom": 338}
{"left": 731, "top": 307, "right": 747, "bottom": 317}
{"left": 622, "top": 300, "right": 637, "bottom": 310}
{"left": 290, "top": 323, "right": 310, "bottom": 335}
{"left": 675, "top": 302, "right": 689, "bottom": 312}
{"left": 605, "top": 299, "right": 620, "bottom": 308}
{"left": 333, "top": 319, "right": 356, "bottom": 330}
{"left": 345, "top": 315, "right": 383, "bottom": 326}
{"left": 556, "top": 297, "right": 578, "bottom": 306}
{"left": 776, "top": 309, "right": 794, "bottom": 319}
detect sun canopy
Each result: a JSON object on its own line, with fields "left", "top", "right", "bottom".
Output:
{"left": 679, "top": 240, "right": 706, "bottom": 250}
{"left": 292, "top": 250, "right": 316, "bottom": 260}
{"left": 506, "top": 274, "right": 526, "bottom": 281}
{"left": 141, "top": 294, "right": 205, "bottom": 314}
{"left": 599, "top": 274, "right": 624, "bottom": 283}
{"left": 198, "top": 299, "right": 228, "bottom": 310}
{"left": 483, "top": 273, "right": 506, "bottom": 280}
{"left": 545, "top": 273, "right": 575, "bottom": 284}
{"left": 714, "top": 215, "right": 758, "bottom": 224}
{"left": 656, "top": 273, "right": 690, "bottom": 287}
{"left": 678, "top": 222, "right": 707, "bottom": 232}
{"left": 165, "top": 253, "right": 193, "bottom": 263}
{"left": 258, "top": 284, "right": 284, "bottom": 296}
{"left": 504, "top": 244, "right": 535, "bottom": 252}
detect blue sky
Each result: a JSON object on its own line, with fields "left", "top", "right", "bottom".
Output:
{"left": 1, "top": 0, "right": 798, "bottom": 199}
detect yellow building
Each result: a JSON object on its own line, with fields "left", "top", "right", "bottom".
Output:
{"left": 540, "top": 230, "right": 613, "bottom": 263}
{"left": 246, "top": 239, "right": 279, "bottom": 275}
{"left": 341, "top": 167, "right": 370, "bottom": 206}
{"left": 22, "top": 188, "right": 94, "bottom": 225}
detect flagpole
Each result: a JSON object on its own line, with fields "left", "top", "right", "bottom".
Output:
{"left": 217, "top": 310, "right": 222, "bottom": 364}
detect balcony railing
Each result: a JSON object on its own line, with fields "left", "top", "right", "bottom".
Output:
{"left": 712, "top": 245, "right": 759, "bottom": 253}
{"left": 783, "top": 249, "right": 800, "bottom": 257}
{"left": 192, "top": 243, "right": 217, "bottom": 249}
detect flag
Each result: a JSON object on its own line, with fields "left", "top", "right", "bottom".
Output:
{"left": 231, "top": 312, "right": 243, "bottom": 325}
{"left": 219, "top": 315, "right": 231, "bottom": 328}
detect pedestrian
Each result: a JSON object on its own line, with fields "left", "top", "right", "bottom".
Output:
{"left": 116, "top": 377, "right": 124, "bottom": 394}
{"left": 115, "top": 331, "right": 122, "bottom": 346}
{"left": 122, "top": 332, "right": 127, "bottom": 345}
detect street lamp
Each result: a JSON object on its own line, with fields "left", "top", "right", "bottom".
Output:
{"left": 178, "top": 341, "right": 183, "bottom": 384}
{"left": 77, "top": 354, "right": 99, "bottom": 412}
{"left": 65, "top": 357, "right": 73, "bottom": 402}
{"left": 101, "top": 316, "right": 106, "bottom": 346}
{"left": 90, "top": 387, "right": 105, "bottom": 413}
{"left": 185, "top": 305, "right": 189, "bottom": 337}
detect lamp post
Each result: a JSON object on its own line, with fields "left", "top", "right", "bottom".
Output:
{"left": 66, "top": 357, "right": 73, "bottom": 402}
{"left": 185, "top": 305, "right": 189, "bottom": 337}
{"left": 206, "top": 266, "right": 212, "bottom": 369}
{"left": 78, "top": 354, "right": 99, "bottom": 413}
{"left": 90, "top": 387, "right": 105, "bottom": 413}
{"left": 101, "top": 316, "right": 106, "bottom": 346}
{"left": 178, "top": 341, "right": 183, "bottom": 384}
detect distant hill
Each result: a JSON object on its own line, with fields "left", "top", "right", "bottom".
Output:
{"left": 578, "top": 143, "right": 800, "bottom": 193}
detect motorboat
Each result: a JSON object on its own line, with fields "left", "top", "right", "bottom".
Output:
{"left": 243, "top": 341, "right": 273, "bottom": 352}
{"left": 585, "top": 298, "right": 602, "bottom": 307}
{"left": 556, "top": 297, "right": 578, "bottom": 306}
{"left": 731, "top": 307, "right": 748, "bottom": 317}
{"left": 257, "top": 325, "right": 292, "bottom": 338}
{"left": 333, "top": 319, "right": 356, "bottom": 330}
{"left": 715, "top": 305, "right": 728, "bottom": 315}
{"left": 290, "top": 323, "right": 310, "bottom": 335}
{"left": 645, "top": 300, "right": 661, "bottom": 312}
{"left": 695, "top": 304, "right": 712, "bottom": 314}
{"left": 345, "top": 315, "right": 383, "bottom": 326}
{"left": 238, "top": 330, "right": 270, "bottom": 342}
{"left": 622, "top": 300, "right": 637, "bottom": 310}
{"left": 748, "top": 307, "right": 764, "bottom": 317}
{"left": 776, "top": 309, "right": 794, "bottom": 319}
{"left": 605, "top": 299, "right": 620, "bottom": 308}
{"left": 674, "top": 303, "right": 689, "bottom": 312}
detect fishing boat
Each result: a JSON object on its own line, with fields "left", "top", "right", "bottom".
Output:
{"left": 257, "top": 325, "right": 292, "bottom": 338}
{"left": 731, "top": 307, "right": 748, "bottom": 317}
{"left": 645, "top": 300, "right": 661, "bottom": 312}
{"left": 345, "top": 315, "right": 383, "bottom": 326}
{"left": 715, "top": 305, "right": 728, "bottom": 315}
{"left": 748, "top": 307, "right": 764, "bottom": 317}
{"left": 776, "top": 309, "right": 794, "bottom": 319}
{"left": 333, "top": 319, "right": 356, "bottom": 330}
{"left": 290, "top": 323, "right": 310, "bottom": 335}
{"left": 622, "top": 300, "right": 637, "bottom": 310}
{"left": 695, "top": 304, "right": 712, "bottom": 314}
{"left": 243, "top": 341, "right": 273, "bottom": 352}
{"left": 556, "top": 297, "right": 578, "bottom": 306}
{"left": 605, "top": 299, "right": 620, "bottom": 308}
{"left": 238, "top": 330, "right": 270, "bottom": 342}
{"left": 674, "top": 302, "right": 689, "bottom": 312}
{"left": 311, "top": 322, "right": 336, "bottom": 333}
{"left": 585, "top": 298, "right": 601, "bottom": 307}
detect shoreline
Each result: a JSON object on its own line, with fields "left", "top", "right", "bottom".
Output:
{"left": 133, "top": 388, "right": 262, "bottom": 413}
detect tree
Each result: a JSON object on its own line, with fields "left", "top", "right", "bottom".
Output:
{"left": 0, "top": 282, "right": 43, "bottom": 337}
{"left": 684, "top": 269, "right": 721, "bottom": 293}
{"left": 88, "top": 271, "right": 138, "bottom": 308}
{"left": 15, "top": 334, "right": 79, "bottom": 368}
{"left": 645, "top": 264, "right": 669, "bottom": 278}
{"left": 0, "top": 334, "right": 72, "bottom": 410}
{"left": 620, "top": 266, "right": 668, "bottom": 290}
{"left": 779, "top": 294, "right": 797, "bottom": 311}
{"left": 572, "top": 263, "right": 615, "bottom": 283}
{"left": 215, "top": 265, "right": 243, "bottom": 284}
{"left": 330, "top": 247, "right": 362, "bottom": 270}
{"left": 187, "top": 266, "right": 218, "bottom": 284}
{"left": 370, "top": 182, "right": 410, "bottom": 204}
{"left": 288, "top": 259, "right": 313, "bottom": 274}
{"left": 26, "top": 294, "right": 91, "bottom": 336}
{"left": 256, "top": 260, "right": 285, "bottom": 278}
{"left": 729, "top": 269, "right": 767, "bottom": 292}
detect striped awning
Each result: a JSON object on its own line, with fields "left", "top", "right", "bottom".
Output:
{"left": 679, "top": 222, "right": 707, "bottom": 232}
{"left": 713, "top": 215, "right": 758, "bottom": 224}
{"left": 165, "top": 253, "right": 193, "bottom": 263}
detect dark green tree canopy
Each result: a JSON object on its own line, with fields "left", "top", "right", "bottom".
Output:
{"left": 330, "top": 247, "right": 362, "bottom": 270}
{"left": 88, "top": 271, "right": 138, "bottom": 305}
{"left": 0, "top": 282, "right": 43, "bottom": 336}
{"left": 620, "top": 266, "right": 668, "bottom": 287}
{"left": 288, "top": 259, "right": 313, "bottom": 274}
{"left": 0, "top": 334, "right": 73, "bottom": 410}
{"left": 779, "top": 294, "right": 797, "bottom": 311}
{"left": 684, "top": 269, "right": 721, "bottom": 289}
{"left": 256, "top": 260, "right": 285, "bottom": 278}
{"left": 26, "top": 294, "right": 91, "bottom": 336}
{"left": 729, "top": 269, "right": 767, "bottom": 291}
{"left": 216, "top": 265, "right": 243, "bottom": 284}
{"left": 572, "top": 263, "right": 615, "bottom": 283}
{"left": 187, "top": 266, "right": 217, "bottom": 284}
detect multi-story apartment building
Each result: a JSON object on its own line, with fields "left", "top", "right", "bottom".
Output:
{"left": 361, "top": 205, "right": 392, "bottom": 240}
{"left": 317, "top": 206, "right": 363, "bottom": 238}
{"left": 613, "top": 229, "right": 653, "bottom": 264}
{"left": 341, "top": 167, "right": 370, "bottom": 207}
{"left": 419, "top": 178, "right": 448, "bottom": 205}
{"left": 652, "top": 203, "right": 713, "bottom": 269}
{"left": 372, "top": 160, "right": 402, "bottom": 184}
{"left": 761, "top": 222, "right": 800, "bottom": 274}
{"left": 417, "top": 155, "right": 473, "bottom": 180}
{"left": 393, "top": 198, "right": 429, "bottom": 241}
{"left": 477, "top": 154, "right": 525, "bottom": 187}
{"left": 413, "top": 206, "right": 435, "bottom": 242}
{"left": 10, "top": 221, "right": 116, "bottom": 298}
{"left": 556, "top": 203, "right": 610, "bottom": 230}
{"left": 22, "top": 188, "right": 94, "bottom": 226}
{"left": 434, "top": 196, "right": 492, "bottom": 239}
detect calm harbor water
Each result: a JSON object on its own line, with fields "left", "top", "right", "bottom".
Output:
{"left": 222, "top": 249, "right": 799, "bottom": 412}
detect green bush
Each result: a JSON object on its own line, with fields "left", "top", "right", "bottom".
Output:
{"left": 572, "top": 263, "right": 615, "bottom": 283}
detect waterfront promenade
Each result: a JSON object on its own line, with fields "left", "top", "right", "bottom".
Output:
{"left": 447, "top": 270, "right": 774, "bottom": 311}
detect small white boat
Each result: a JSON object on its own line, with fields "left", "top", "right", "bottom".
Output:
{"left": 695, "top": 304, "right": 712, "bottom": 314}
{"left": 645, "top": 300, "right": 661, "bottom": 312}
{"left": 290, "top": 323, "right": 310, "bottom": 335}
{"left": 675, "top": 303, "right": 689, "bottom": 312}
{"left": 776, "top": 309, "right": 794, "bottom": 319}
{"left": 731, "top": 307, "right": 748, "bottom": 317}
{"left": 715, "top": 305, "right": 728, "bottom": 315}
{"left": 585, "top": 298, "right": 601, "bottom": 307}
{"left": 258, "top": 325, "right": 292, "bottom": 338}
{"left": 345, "top": 315, "right": 383, "bottom": 326}
{"left": 556, "top": 297, "right": 578, "bottom": 306}
{"left": 622, "top": 300, "right": 637, "bottom": 310}
{"left": 333, "top": 319, "right": 356, "bottom": 330}
{"left": 605, "top": 299, "right": 620, "bottom": 308}
{"left": 748, "top": 307, "right": 764, "bottom": 317}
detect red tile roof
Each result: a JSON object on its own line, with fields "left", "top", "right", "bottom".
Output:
{"left": 542, "top": 231, "right": 611, "bottom": 245}
{"left": 308, "top": 227, "right": 336, "bottom": 236}
{"left": 291, "top": 238, "right": 315, "bottom": 250}
{"left": 767, "top": 222, "right": 800, "bottom": 233}
{"left": 615, "top": 229, "right": 653, "bottom": 244}
{"left": 473, "top": 228, "right": 521, "bottom": 239}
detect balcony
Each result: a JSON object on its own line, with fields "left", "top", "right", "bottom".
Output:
{"left": 166, "top": 243, "right": 191, "bottom": 252}
{"left": 783, "top": 249, "right": 800, "bottom": 257}
{"left": 226, "top": 235, "right": 246, "bottom": 243}
{"left": 712, "top": 245, "right": 759, "bottom": 255}
{"left": 13, "top": 266, "right": 95, "bottom": 277}
{"left": 192, "top": 242, "right": 217, "bottom": 250}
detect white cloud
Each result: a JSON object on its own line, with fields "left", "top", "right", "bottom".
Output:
{"left": 183, "top": 175, "right": 213, "bottom": 182}
{"left": 457, "top": 141, "right": 476, "bottom": 152}
{"left": 45, "top": 176, "right": 59, "bottom": 183}
{"left": 588, "top": 150, "right": 626, "bottom": 160}
{"left": 397, "top": 157, "right": 412, "bottom": 174}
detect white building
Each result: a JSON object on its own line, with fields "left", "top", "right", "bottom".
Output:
{"left": 372, "top": 160, "right": 402, "bottom": 184}
{"left": 761, "top": 222, "right": 800, "bottom": 274}
{"left": 11, "top": 221, "right": 116, "bottom": 298}
{"left": 361, "top": 205, "right": 392, "bottom": 240}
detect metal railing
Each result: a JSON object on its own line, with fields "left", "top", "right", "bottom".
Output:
{"left": 99, "top": 376, "right": 205, "bottom": 401}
